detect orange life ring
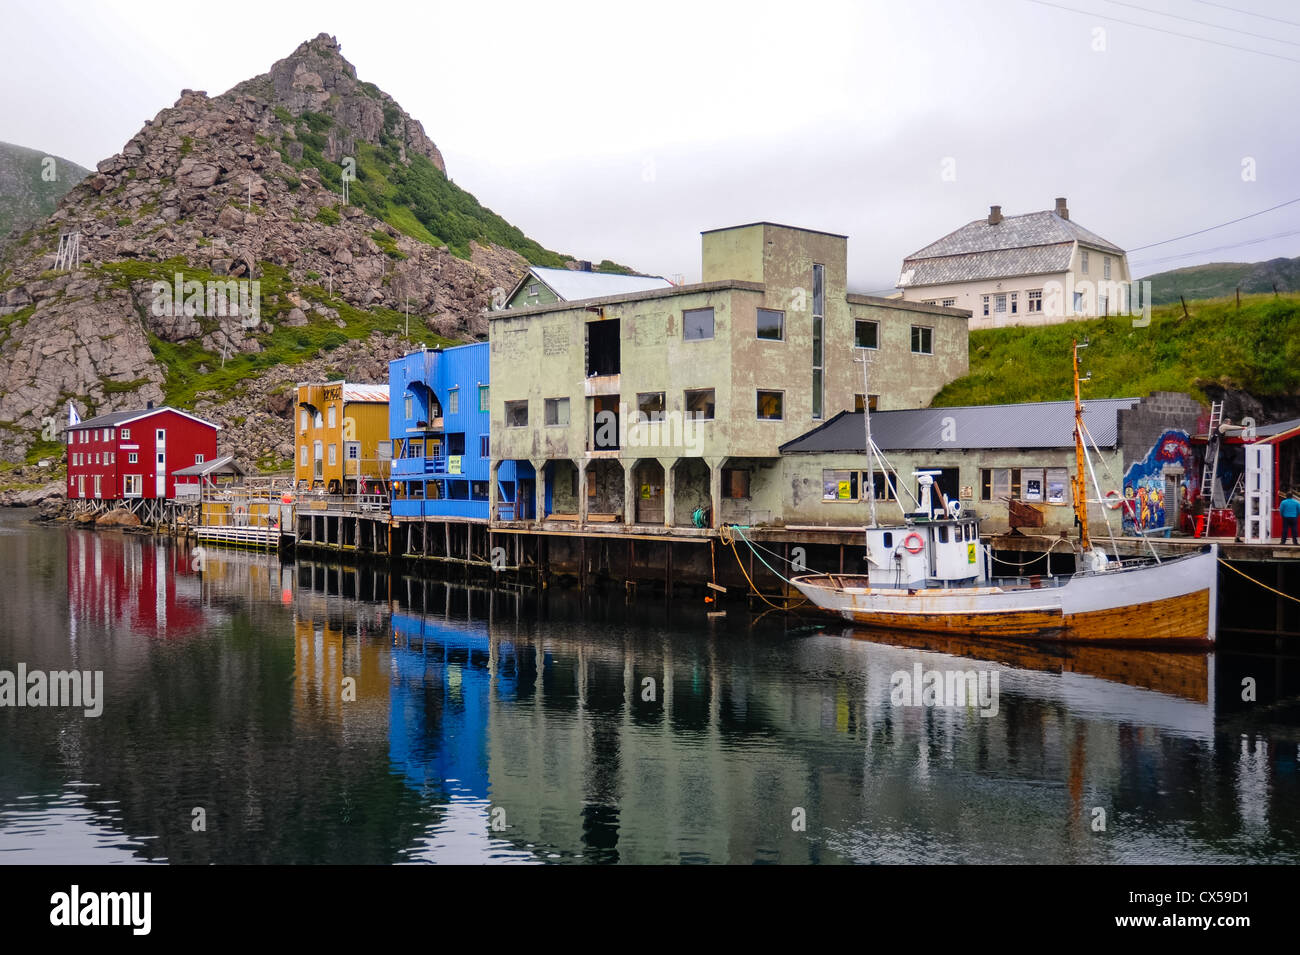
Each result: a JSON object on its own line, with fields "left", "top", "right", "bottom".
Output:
{"left": 1104, "top": 490, "right": 1123, "bottom": 510}
{"left": 902, "top": 532, "right": 925, "bottom": 554}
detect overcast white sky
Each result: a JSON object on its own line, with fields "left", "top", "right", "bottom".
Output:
{"left": 3, "top": 0, "right": 1297, "bottom": 288}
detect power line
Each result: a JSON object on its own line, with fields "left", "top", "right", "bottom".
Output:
{"left": 1104, "top": 0, "right": 1300, "bottom": 48}
{"left": 1132, "top": 227, "right": 1300, "bottom": 268}
{"left": 1022, "top": 0, "right": 1300, "bottom": 63}
{"left": 1192, "top": 0, "right": 1300, "bottom": 30}
{"left": 1128, "top": 196, "right": 1300, "bottom": 252}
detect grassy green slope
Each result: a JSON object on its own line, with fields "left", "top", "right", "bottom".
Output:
{"left": 1142, "top": 257, "right": 1300, "bottom": 305}
{"left": 0, "top": 142, "right": 90, "bottom": 237}
{"left": 280, "top": 109, "right": 631, "bottom": 271}
{"left": 96, "top": 257, "right": 460, "bottom": 410}
{"left": 931, "top": 294, "right": 1300, "bottom": 407}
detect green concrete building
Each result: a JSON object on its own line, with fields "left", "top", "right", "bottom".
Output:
{"left": 488, "top": 222, "right": 970, "bottom": 529}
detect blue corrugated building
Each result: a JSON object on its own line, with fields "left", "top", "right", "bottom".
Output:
{"left": 389, "top": 343, "right": 517, "bottom": 518}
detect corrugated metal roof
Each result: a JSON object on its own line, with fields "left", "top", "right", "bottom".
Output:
{"left": 342, "top": 384, "right": 389, "bottom": 403}
{"left": 172, "top": 454, "right": 245, "bottom": 477}
{"left": 530, "top": 266, "right": 674, "bottom": 302}
{"left": 1254, "top": 415, "right": 1300, "bottom": 438}
{"left": 898, "top": 210, "right": 1124, "bottom": 288}
{"left": 781, "top": 398, "right": 1142, "bottom": 454}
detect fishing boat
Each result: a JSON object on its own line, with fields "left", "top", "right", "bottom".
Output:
{"left": 790, "top": 342, "right": 1218, "bottom": 646}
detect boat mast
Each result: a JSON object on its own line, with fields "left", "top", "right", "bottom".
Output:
{"left": 1072, "top": 339, "right": 1091, "bottom": 550}
{"left": 859, "top": 353, "right": 878, "bottom": 529}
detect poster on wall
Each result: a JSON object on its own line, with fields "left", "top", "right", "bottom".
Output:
{"left": 1046, "top": 467, "right": 1067, "bottom": 504}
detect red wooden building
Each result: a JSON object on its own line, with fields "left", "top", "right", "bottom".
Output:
{"left": 66, "top": 405, "right": 220, "bottom": 504}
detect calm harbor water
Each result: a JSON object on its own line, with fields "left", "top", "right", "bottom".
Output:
{"left": 1, "top": 509, "right": 1298, "bottom": 864}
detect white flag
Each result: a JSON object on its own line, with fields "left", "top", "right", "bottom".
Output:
{"left": 67, "top": 401, "right": 80, "bottom": 427}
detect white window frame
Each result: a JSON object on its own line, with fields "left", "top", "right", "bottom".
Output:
{"left": 911, "top": 325, "right": 934, "bottom": 355}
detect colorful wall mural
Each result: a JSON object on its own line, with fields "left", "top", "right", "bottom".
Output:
{"left": 1121, "top": 429, "right": 1197, "bottom": 535}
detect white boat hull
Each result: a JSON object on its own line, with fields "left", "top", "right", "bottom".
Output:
{"left": 791, "top": 547, "right": 1218, "bottom": 646}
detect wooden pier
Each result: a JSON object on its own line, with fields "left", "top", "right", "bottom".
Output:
{"left": 186, "top": 489, "right": 1300, "bottom": 642}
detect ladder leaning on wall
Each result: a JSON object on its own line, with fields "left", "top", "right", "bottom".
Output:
{"left": 1200, "top": 400, "right": 1224, "bottom": 506}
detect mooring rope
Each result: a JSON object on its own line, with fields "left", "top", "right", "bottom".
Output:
{"left": 1218, "top": 558, "right": 1300, "bottom": 604}
{"left": 718, "top": 524, "right": 808, "bottom": 609}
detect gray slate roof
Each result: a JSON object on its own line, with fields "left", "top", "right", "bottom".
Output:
{"left": 898, "top": 210, "right": 1124, "bottom": 288}
{"left": 67, "top": 410, "right": 142, "bottom": 430}
{"left": 781, "top": 398, "right": 1142, "bottom": 454}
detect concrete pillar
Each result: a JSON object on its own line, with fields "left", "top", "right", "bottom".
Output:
{"left": 531, "top": 458, "right": 547, "bottom": 525}
{"left": 706, "top": 456, "right": 725, "bottom": 529}
{"left": 660, "top": 456, "right": 677, "bottom": 528}
{"left": 576, "top": 458, "right": 589, "bottom": 525}
{"left": 488, "top": 459, "right": 499, "bottom": 521}
{"left": 624, "top": 458, "right": 637, "bottom": 526}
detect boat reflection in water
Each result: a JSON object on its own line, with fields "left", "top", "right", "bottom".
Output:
{"left": 829, "top": 626, "right": 1214, "bottom": 739}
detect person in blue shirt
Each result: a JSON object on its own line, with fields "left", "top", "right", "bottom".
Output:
{"left": 1280, "top": 492, "right": 1300, "bottom": 544}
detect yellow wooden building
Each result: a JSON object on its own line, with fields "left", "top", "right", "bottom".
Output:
{"left": 294, "top": 381, "right": 391, "bottom": 492}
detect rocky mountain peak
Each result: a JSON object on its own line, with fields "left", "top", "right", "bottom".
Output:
{"left": 0, "top": 34, "right": 550, "bottom": 472}
{"left": 225, "top": 32, "right": 444, "bottom": 173}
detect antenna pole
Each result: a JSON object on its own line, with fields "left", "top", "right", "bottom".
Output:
{"left": 859, "top": 353, "right": 878, "bottom": 529}
{"left": 1072, "top": 339, "right": 1091, "bottom": 549}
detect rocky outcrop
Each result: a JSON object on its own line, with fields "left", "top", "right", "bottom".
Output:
{"left": 97, "top": 507, "right": 142, "bottom": 527}
{"left": 0, "top": 481, "right": 63, "bottom": 507}
{"left": 0, "top": 33, "right": 531, "bottom": 465}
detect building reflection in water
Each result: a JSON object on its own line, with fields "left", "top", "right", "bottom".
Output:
{"left": 30, "top": 525, "right": 1300, "bottom": 864}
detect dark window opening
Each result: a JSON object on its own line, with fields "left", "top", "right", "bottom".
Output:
{"left": 637, "top": 392, "right": 666, "bottom": 422}
{"left": 685, "top": 389, "right": 715, "bottom": 420}
{"left": 505, "top": 400, "right": 528, "bottom": 427}
{"left": 855, "top": 394, "right": 880, "bottom": 412}
{"left": 448, "top": 480, "right": 469, "bottom": 500}
{"left": 722, "top": 468, "right": 750, "bottom": 499}
{"left": 586, "top": 319, "right": 621, "bottom": 376}
{"left": 446, "top": 433, "right": 465, "bottom": 456}
{"left": 593, "top": 395, "right": 620, "bottom": 450}
{"left": 855, "top": 319, "right": 879, "bottom": 349}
